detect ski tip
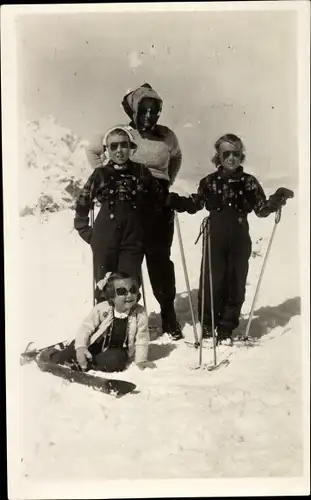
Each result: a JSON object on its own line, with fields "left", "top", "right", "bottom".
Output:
{"left": 20, "top": 342, "right": 36, "bottom": 365}
{"left": 22, "top": 341, "right": 35, "bottom": 355}
{"left": 109, "top": 380, "right": 137, "bottom": 397}
{"left": 191, "top": 359, "right": 230, "bottom": 371}
{"left": 206, "top": 359, "right": 230, "bottom": 371}
{"left": 190, "top": 365, "right": 202, "bottom": 371}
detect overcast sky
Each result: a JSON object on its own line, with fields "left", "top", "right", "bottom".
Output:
{"left": 16, "top": 8, "right": 298, "bottom": 184}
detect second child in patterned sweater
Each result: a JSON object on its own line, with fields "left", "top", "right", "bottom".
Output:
{"left": 166, "top": 134, "right": 294, "bottom": 343}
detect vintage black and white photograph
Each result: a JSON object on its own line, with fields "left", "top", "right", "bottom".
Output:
{"left": 2, "top": 2, "right": 310, "bottom": 498}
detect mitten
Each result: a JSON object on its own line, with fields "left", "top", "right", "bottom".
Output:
{"left": 165, "top": 192, "right": 181, "bottom": 210}
{"left": 74, "top": 215, "right": 93, "bottom": 244}
{"left": 269, "top": 187, "right": 294, "bottom": 211}
{"left": 137, "top": 360, "right": 157, "bottom": 370}
{"left": 78, "top": 226, "right": 93, "bottom": 244}
{"left": 268, "top": 195, "right": 283, "bottom": 211}
{"left": 76, "top": 347, "right": 93, "bottom": 371}
{"left": 273, "top": 187, "right": 294, "bottom": 201}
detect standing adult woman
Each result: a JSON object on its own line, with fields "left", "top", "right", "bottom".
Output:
{"left": 86, "top": 84, "right": 183, "bottom": 340}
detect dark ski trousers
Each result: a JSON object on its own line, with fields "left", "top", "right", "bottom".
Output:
{"left": 90, "top": 202, "right": 144, "bottom": 284}
{"left": 41, "top": 339, "right": 129, "bottom": 373}
{"left": 198, "top": 209, "right": 252, "bottom": 333}
{"left": 142, "top": 206, "right": 176, "bottom": 323}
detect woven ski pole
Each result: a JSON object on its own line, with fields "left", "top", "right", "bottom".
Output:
{"left": 199, "top": 217, "right": 208, "bottom": 366}
{"left": 175, "top": 213, "right": 199, "bottom": 347}
{"left": 245, "top": 207, "right": 282, "bottom": 339}
{"left": 90, "top": 203, "right": 96, "bottom": 307}
{"left": 207, "top": 217, "right": 217, "bottom": 367}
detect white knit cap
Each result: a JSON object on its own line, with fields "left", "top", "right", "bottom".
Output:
{"left": 102, "top": 125, "right": 137, "bottom": 148}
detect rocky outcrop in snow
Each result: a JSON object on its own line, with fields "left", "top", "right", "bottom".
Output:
{"left": 20, "top": 116, "right": 93, "bottom": 216}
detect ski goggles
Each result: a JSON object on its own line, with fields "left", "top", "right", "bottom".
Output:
{"left": 115, "top": 285, "right": 139, "bottom": 296}
{"left": 108, "top": 141, "right": 130, "bottom": 151}
{"left": 222, "top": 150, "right": 242, "bottom": 160}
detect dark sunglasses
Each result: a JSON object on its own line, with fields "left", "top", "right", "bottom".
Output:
{"left": 115, "top": 285, "right": 139, "bottom": 296}
{"left": 140, "top": 107, "right": 158, "bottom": 115}
{"left": 222, "top": 150, "right": 241, "bottom": 160}
{"left": 109, "top": 141, "right": 129, "bottom": 151}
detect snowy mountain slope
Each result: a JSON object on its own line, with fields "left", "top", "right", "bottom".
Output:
{"left": 19, "top": 116, "right": 92, "bottom": 215}
{"left": 8, "top": 117, "right": 306, "bottom": 494}
{"left": 12, "top": 192, "right": 305, "bottom": 489}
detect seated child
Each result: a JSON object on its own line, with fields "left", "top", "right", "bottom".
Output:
{"left": 166, "top": 134, "right": 294, "bottom": 343}
{"left": 39, "top": 272, "right": 156, "bottom": 372}
{"left": 74, "top": 126, "right": 165, "bottom": 300}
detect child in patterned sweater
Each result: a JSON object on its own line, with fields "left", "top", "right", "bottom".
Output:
{"left": 74, "top": 126, "right": 164, "bottom": 296}
{"left": 166, "top": 134, "right": 294, "bottom": 343}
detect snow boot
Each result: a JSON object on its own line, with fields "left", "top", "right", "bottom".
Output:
{"left": 163, "top": 321, "right": 183, "bottom": 341}
{"left": 216, "top": 327, "right": 233, "bottom": 346}
{"left": 161, "top": 306, "right": 183, "bottom": 341}
{"left": 202, "top": 324, "right": 214, "bottom": 339}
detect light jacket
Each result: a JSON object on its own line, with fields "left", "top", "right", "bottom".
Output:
{"left": 86, "top": 84, "right": 182, "bottom": 186}
{"left": 75, "top": 301, "right": 150, "bottom": 364}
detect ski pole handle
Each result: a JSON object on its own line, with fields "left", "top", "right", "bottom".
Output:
{"left": 275, "top": 206, "right": 282, "bottom": 224}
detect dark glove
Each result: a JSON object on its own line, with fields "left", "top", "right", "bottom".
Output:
{"left": 78, "top": 226, "right": 93, "bottom": 244}
{"left": 74, "top": 215, "right": 93, "bottom": 244}
{"left": 273, "top": 187, "right": 294, "bottom": 201}
{"left": 165, "top": 192, "right": 181, "bottom": 210}
{"left": 166, "top": 192, "right": 199, "bottom": 214}
{"left": 269, "top": 187, "right": 294, "bottom": 211}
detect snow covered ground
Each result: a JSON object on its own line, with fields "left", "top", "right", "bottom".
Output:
{"left": 6, "top": 119, "right": 309, "bottom": 497}
{"left": 7, "top": 184, "right": 309, "bottom": 498}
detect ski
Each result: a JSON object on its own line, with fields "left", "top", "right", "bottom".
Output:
{"left": 20, "top": 341, "right": 67, "bottom": 365}
{"left": 21, "top": 342, "right": 137, "bottom": 397}
{"left": 209, "top": 334, "right": 259, "bottom": 347}
{"left": 36, "top": 357, "right": 137, "bottom": 397}
{"left": 202, "top": 358, "right": 230, "bottom": 371}
{"left": 186, "top": 336, "right": 258, "bottom": 351}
